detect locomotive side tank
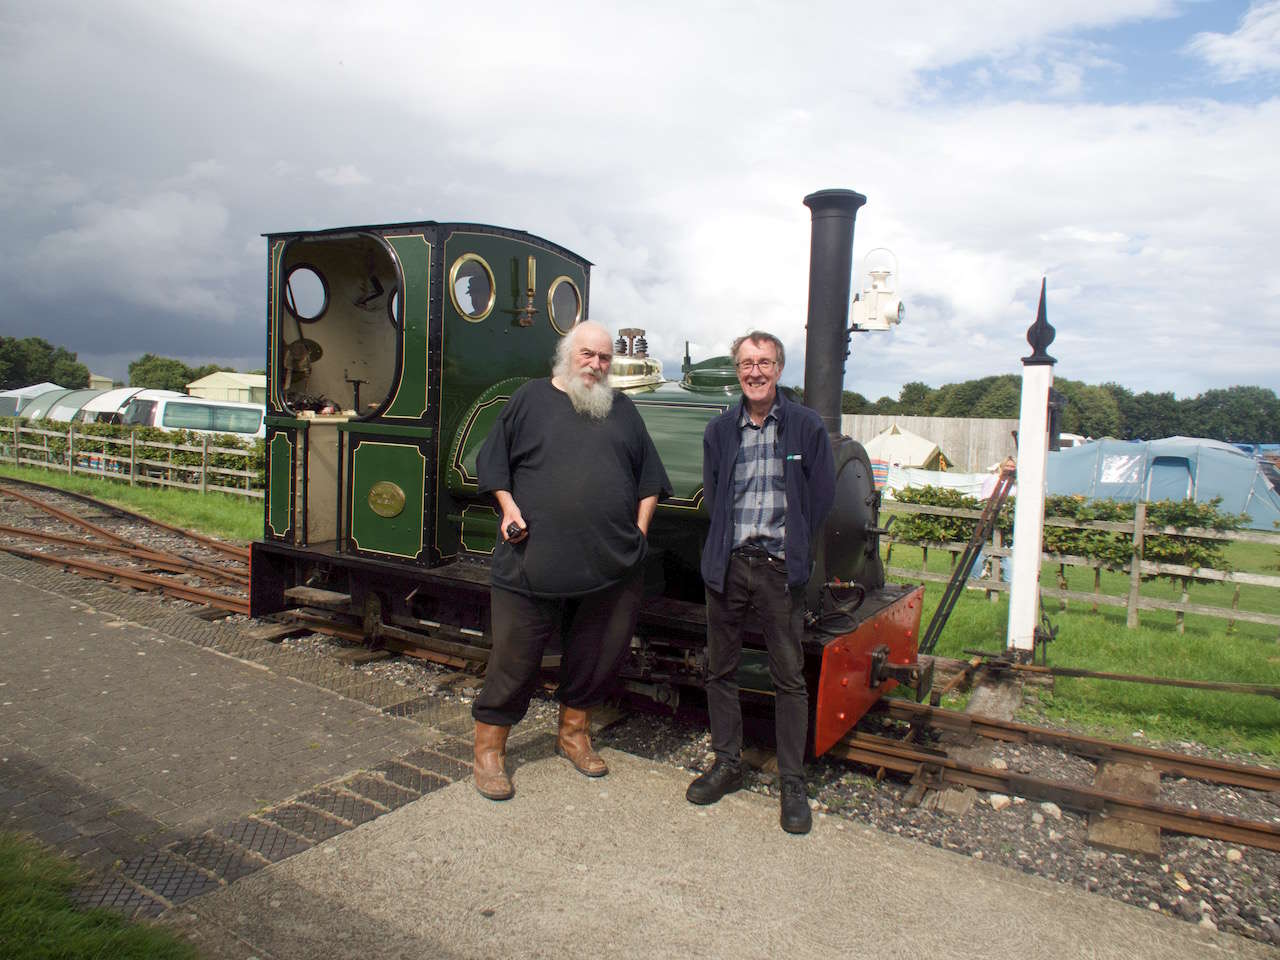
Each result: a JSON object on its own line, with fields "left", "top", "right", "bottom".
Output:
{"left": 249, "top": 191, "right": 929, "bottom": 758}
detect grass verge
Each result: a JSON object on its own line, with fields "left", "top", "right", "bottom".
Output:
{"left": 0, "top": 832, "right": 197, "bottom": 960}
{"left": 887, "top": 539, "right": 1280, "bottom": 761}
{"left": 0, "top": 463, "right": 261, "bottom": 542}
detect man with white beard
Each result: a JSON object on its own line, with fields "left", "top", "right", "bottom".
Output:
{"left": 471, "top": 321, "right": 671, "bottom": 800}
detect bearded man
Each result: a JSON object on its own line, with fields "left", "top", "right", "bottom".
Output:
{"left": 471, "top": 321, "right": 671, "bottom": 800}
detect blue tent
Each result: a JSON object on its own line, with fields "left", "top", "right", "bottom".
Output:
{"left": 1046, "top": 437, "right": 1280, "bottom": 531}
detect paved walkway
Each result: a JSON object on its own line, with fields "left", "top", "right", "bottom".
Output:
{"left": 1, "top": 552, "right": 1275, "bottom": 958}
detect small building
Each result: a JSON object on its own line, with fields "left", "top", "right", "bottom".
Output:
{"left": 186, "top": 371, "right": 266, "bottom": 404}
{"left": 89, "top": 373, "right": 114, "bottom": 390}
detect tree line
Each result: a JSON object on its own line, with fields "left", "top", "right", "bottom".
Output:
{"left": 5, "top": 336, "right": 1273, "bottom": 442}
{"left": 841, "top": 377, "right": 1280, "bottom": 443}
{"left": 0, "top": 337, "right": 240, "bottom": 393}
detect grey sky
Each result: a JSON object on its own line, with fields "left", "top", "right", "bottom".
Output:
{"left": 1, "top": 0, "right": 1276, "bottom": 400}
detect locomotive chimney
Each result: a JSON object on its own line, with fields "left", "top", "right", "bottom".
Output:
{"left": 802, "top": 188, "right": 867, "bottom": 436}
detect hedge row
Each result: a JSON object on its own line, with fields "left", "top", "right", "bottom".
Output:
{"left": 2, "top": 417, "right": 265, "bottom": 489}
{"left": 889, "top": 485, "right": 1244, "bottom": 577}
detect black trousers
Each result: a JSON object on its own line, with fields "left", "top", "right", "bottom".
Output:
{"left": 472, "top": 569, "right": 643, "bottom": 727}
{"left": 705, "top": 552, "right": 808, "bottom": 779}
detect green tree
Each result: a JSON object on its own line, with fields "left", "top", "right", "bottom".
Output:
{"left": 1182, "top": 387, "right": 1280, "bottom": 443}
{"left": 897, "top": 381, "right": 934, "bottom": 414}
{"left": 128, "top": 353, "right": 196, "bottom": 391}
{"left": 1055, "top": 378, "right": 1120, "bottom": 438}
{"left": 970, "top": 378, "right": 1020, "bottom": 419}
{"left": 189, "top": 363, "right": 236, "bottom": 381}
{"left": 0, "top": 336, "right": 90, "bottom": 390}
{"left": 840, "top": 390, "right": 871, "bottom": 414}
{"left": 1102, "top": 383, "right": 1182, "bottom": 440}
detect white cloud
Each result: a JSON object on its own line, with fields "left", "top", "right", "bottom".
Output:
{"left": 0, "top": 0, "right": 1276, "bottom": 402}
{"left": 316, "top": 165, "right": 369, "bottom": 187}
{"left": 1188, "top": 0, "right": 1280, "bottom": 82}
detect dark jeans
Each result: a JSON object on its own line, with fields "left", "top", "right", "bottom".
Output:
{"left": 472, "top": 569, "right": 643, "bottom": 727}
{"left": 705, "top": 551, "right": 808, "bottom": 779}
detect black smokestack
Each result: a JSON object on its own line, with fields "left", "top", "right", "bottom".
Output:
{"left": 802, "top": 188, "right": 866, "bottom": 436}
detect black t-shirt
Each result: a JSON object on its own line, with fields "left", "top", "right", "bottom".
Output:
{"left": 477, "top": 379, "right": 672, "bottom": 597}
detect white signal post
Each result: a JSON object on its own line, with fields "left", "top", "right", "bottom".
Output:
{"left": 1006, "top": 280, "right": 1055, "bottom": 655}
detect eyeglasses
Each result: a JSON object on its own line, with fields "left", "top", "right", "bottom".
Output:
{"left": 577, "top": 348, "right": 613, "bottom": 364}
{"left": 736, "top": 359, "right": 777, "bottom": 372}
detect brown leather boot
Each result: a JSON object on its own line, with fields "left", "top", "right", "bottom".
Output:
{"left": 556, "top": 704, "right": 607, "bottom": 777}
{"left": 473, "top": 721, "right": 514, "bottom": 800}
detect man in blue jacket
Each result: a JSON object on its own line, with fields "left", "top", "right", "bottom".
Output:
{"left": 686, "top": 330, "right": 835, "bottom": 834}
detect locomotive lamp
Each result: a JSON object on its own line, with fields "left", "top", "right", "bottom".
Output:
{"left": 850, "top": 248, "right": 904, "bottom": 331}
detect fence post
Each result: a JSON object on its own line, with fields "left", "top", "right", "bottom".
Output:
{"left": 129, "top": 430, "right": 137, "bottom": 486}
{"left": 1126, "top": 502, "right": 1146, "bottom": 629}
{"left": 200, "top": 435, "right": 209, "bottom": 494}
{"left": 67, "top": 424, "right": 75, "bottom": 475}
{"left": 11, "top": 420, "right": 18, "bottom": 465}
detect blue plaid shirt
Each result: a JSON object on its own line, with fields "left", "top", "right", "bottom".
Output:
{"left": 731, "top": 401, "right": 786, "bottom": 558}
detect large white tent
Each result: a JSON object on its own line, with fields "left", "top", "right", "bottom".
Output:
{"left": 864, "top": 424, "right": 948, "bottom": 487}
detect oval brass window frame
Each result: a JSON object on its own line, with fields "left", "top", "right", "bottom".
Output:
{"left": 546, "top": 275, "right": 583, "bottom": 335}
{"left": 448, "top": 253, "right": 497, "bottom": 323}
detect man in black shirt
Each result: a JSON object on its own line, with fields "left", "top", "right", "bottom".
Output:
{"left": 471, "top": 321, "right": 671, "bottom": 800}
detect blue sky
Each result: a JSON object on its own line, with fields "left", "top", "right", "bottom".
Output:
{"left": 0, "top": 0, "right": 1277, "bottom": 402}
{"left": 923, "top": 2, "right": 1268, "bottom": 105}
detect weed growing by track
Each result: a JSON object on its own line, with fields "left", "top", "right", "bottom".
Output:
{"left": 0, "top": 832, "right": 197, "bottom": 960}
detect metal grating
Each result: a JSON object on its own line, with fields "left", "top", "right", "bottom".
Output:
{"left": 342, "top": 773, "right": 419, "bottom": 810}
{"left": 72, "top": 875, "right": 165, "bottom": 916}
{"left": 295, "top": 788, "right": 382, "bottom": 825}
{"left": 259, "top": 803, "right": 348, "bottom": 842}
{"left": 399, "top": 746, "right": 472, "bottom": 781}
{"left": 215, "top": 817, "right": 312, "bottom": 862}
{"left": 169, "top": 832, "right": 266, "bottom": 884}
{"left": 376, "top": 761, "right": 450, "bottom": 795}
{"left": 119, "top": 850, "right": 221, "bottom": 904}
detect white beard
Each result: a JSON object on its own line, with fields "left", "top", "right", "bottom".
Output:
{"left": 564, "top": 372, "right": 615, "bottom": 420}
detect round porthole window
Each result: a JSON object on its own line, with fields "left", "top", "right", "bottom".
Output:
{"left": 284, "top": 265, "right": 328, "bottom": 322}
{"left": 449, "top": 254, "right": 496, "bottom": 322}
{"left": 547, "top": 276, "right": 582, "bottom": 335}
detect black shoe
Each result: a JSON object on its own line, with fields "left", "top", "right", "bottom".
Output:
{"left": 685, "top": 760, "right": 744, "bottom": 805}
{"left": 780, "top": 776, "right": 812, "bottom": 834}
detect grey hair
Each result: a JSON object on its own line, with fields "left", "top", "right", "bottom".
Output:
{"left": 730, "top": 331, "right": 785, "bottom": 370}
{"left": 553, "top": 320, "right": 613, "bottom": 374}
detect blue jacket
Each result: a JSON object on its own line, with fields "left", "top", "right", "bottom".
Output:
{"left": 700, "top": 390, "right": 836, "bottom": 593}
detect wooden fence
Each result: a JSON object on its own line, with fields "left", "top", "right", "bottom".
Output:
{"left": 1, "top": 420, "right": 262, "bottom": 499}
{"left": 883, "top": 500, "right": 1280, "bottom": 634}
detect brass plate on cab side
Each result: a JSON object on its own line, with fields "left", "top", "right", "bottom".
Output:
{"left": 368, "top": 481, "right": 406, "bottom": 519}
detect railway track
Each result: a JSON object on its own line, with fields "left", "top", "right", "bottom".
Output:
{"left": 831, "top": 708, "right": 1280, "bottom": 852}
{"left": 0, "top": 480, "right": 250, "bottom": 615}
{"left": 4, "top": 478, "right": 1278, "bottom": 856}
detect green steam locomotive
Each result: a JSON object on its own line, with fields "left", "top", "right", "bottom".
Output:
{"left": 249, "top": 191, "right": 927, "bottom": 756}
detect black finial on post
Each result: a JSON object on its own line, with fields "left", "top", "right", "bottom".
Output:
{"left": 1023, "top": 278, "right": 1056, "bottom": 366}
